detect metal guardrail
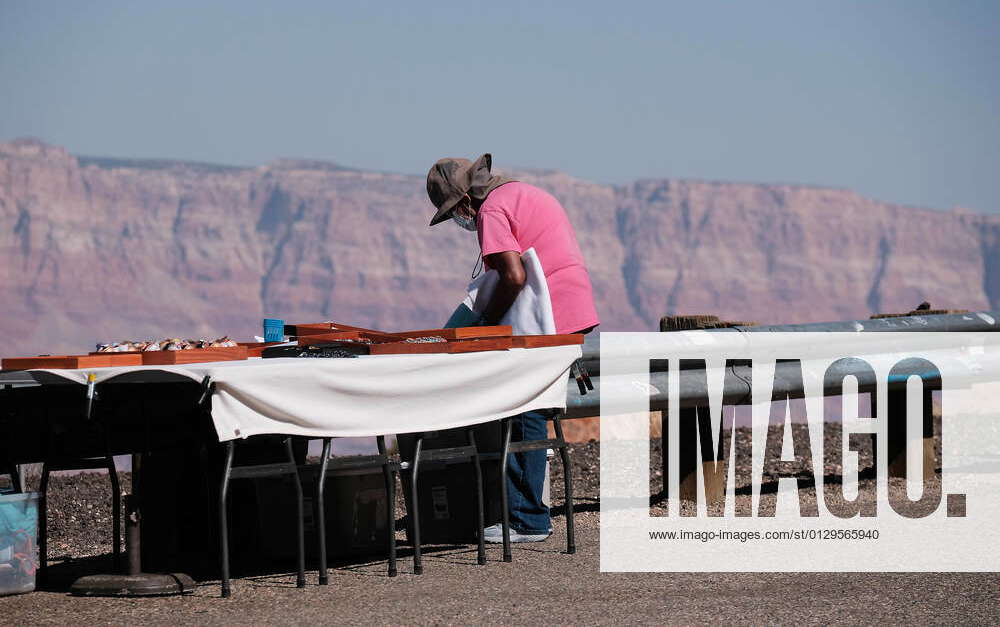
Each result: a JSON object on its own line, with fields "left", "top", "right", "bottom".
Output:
{"left": 565, "top": 310, "right": 1000, "bottom": 418}
{"left": 579, "top": 310, "right": 999, "bottom": 365}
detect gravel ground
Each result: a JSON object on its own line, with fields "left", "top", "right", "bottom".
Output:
{"left": 2, "top": 434, "right": 997, "bottom": 625}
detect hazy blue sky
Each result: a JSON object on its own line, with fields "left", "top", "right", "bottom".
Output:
{"left": 1, "top": 1, "right": 997, "bottom": 211}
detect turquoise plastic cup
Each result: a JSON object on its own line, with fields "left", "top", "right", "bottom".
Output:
{"left": 263, "top": 318, "right": 285, "bottom": 342}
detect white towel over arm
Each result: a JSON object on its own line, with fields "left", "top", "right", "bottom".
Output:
{"left": 460, "top": 248, "right": 555, "bottom": 335}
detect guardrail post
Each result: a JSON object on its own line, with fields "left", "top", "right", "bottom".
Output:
{"left": 886, "top": 388, "right": 936, "bottom": 480}
{"left": 660, "top": 410, "right": 668, "bottom": 498}
{"left": 677, "top": 406, "right": 725, "bottom": 504}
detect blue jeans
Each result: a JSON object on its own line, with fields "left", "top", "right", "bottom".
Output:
{"left": 506, "top": 410, "right": 552, "bottom": 533}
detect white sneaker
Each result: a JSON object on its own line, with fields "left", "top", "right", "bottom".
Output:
{"left": 483, "top": 523, "right": 553, "bottom": 543}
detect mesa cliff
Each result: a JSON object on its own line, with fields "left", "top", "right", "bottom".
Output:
{"left": 1, "top": 138, "right": 995, "bottom": 356}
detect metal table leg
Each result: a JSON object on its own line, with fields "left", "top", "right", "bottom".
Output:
{"left": 552, "top": 413, "right": 575, "bottom": 554}
{"left": 499, "top": 418, "right": 513, "bottom": 562}
{"left": 376, "top": 436, "right": 399, "bottom": 577}
{"left": 410, "top": 435, "right": 423, "bottom": 575}
{"left": 405, "top": 429, "right": 485, "bottom": 574}
{"left": 467, "top": 429, "right": 486, "bottom": 566}
{"left": 316, "top": 438, "right": 332, "bottom": 586}
{"left": 316, "top": 435, "right": 398, "bottom": 583}
{"left": 497, "top": 410, "right": 576, "bottom": 560}
{"left": 218, "top": 437, "right": 305, "bottom": 598}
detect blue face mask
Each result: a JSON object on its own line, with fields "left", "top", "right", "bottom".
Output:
{"left": 452, "top": 212, "right": 477, "bottom": 232}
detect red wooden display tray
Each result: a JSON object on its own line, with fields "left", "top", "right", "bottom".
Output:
{"left": 296, "top": 330, "right": 405, "bottom": 347}
{"left": 387, "top": 325, "right": 512, "bottom": 340}
{"left": 367, "top": 336, "right": 513, "bottom": 355}
{"left": 2, "top": 353, "right": 143, "bottom": 370}
{"left": 290, "top": 322, "right": 386, "bottom": 336}
{"left": 140, "top": 346, "right": 248, "bottom": 365}
{"left": 510, "top": 334, "right": 585, "bottom": 348}
{"left": 238, "top": 342, "right": 286, "bottom": 358}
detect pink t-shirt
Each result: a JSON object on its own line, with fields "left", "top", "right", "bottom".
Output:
{"left": 476, "top": 182, "right": 600, "bottom": 334}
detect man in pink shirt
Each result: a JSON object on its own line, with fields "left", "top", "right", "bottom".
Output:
{"left": 427, "top": 153, "right": 599, "bottom": 542}
{"left": 427, "top": 154, "right": 599, "bottom": 332}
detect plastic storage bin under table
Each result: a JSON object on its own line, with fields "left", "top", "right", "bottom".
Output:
{"left": 0, "top": 492, "right": 39, "bottom": 596}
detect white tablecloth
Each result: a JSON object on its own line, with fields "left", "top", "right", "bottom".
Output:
{"left": 34, "top": 345, "right": 582, "bottom": 441}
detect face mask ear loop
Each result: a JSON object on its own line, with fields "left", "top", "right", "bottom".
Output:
{"left": 471, "top": 254, "right": 484, "bottom": 280}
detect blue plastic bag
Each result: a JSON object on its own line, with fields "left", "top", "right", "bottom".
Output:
{"left": 444, "top": 303, "right": 484, "bottom": 329}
